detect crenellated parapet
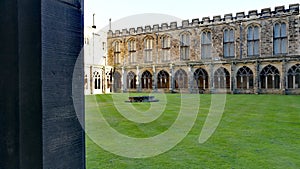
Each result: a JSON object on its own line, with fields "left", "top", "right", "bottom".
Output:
{"left": 108, "top": 3, "right": 299, "bottom": 38}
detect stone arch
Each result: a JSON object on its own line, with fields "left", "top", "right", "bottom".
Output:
{"left": 127, "top": 71, "right": 137, "bottom": 89}
{"left": 141, "top": 70, "right": 152, "bottom": 89}
{"left": 113, "top": 71, "right": 122, "bottom": 91}
{"left": 214, "top": 67, "right": 230, "bottom": 89}
{"left": 157, "top": 70, "right": 169, "bottom": 89}
{"left": 236, "top": 66, "right": 254, "bottom": 89}
{"left": 287, "top": 64, "right": 300, "bottom": 89}
{"left": 193, "top": 68, "right": 209, "bottom": 89}
{"left": 93, "top": 71, "right": 101, "bottom": 89}
{"left": 260, "top": 65, "right": 280, "bottom": 89}
{"left": 174, "top": 69, "right": 188, "bottom": 89}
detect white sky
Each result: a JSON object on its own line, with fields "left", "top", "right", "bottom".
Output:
{"left": 84, "top": 0, "right": 299, "bottom": 30}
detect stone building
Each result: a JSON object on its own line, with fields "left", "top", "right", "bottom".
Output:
{"left": 107, "top": 4, "right": 300, "bottom": 94}
{"left": 84, "top": 26, "right": 113, "bottom": 94}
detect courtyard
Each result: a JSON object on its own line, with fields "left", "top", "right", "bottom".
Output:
{"left": 85, "top": 94, "right": 300, "bottom": 168}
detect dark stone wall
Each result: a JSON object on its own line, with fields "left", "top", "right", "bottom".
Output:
{"left": 0, "top": 0, "right": 85, "bottom": 168}
{"left": 41, "top": 0, "right": 85, "bottom": 168}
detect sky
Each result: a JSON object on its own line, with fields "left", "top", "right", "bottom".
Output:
{"left": 84, "top": 0, "right": 299, "bottom": 31}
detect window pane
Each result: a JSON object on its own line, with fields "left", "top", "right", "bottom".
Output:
{"left": 247, "top": 27, "right": 253, "bottom": 40}
{"left": 207, "top": 45, "right": 211, "bottom": 58}
{"left": 248, "top": 42, "right": 253, "bottom": 56}
{"left": 224, "top": 30, "right": 228, "bottom": 42}
{"left": 254, "top": 26, "right": 259, "bottom": 40}
{"left": 186, "top": 35, "right": 190, "bottom": 46}
{"left": 229, "top": 29, "right": 234, "bottom": 41}
{"left": 229, "top": 43, "right": 234, "bottom": 56}
{"left": 224, "top": 43, "right": 229, "bottom": 57}
{"left": 274, "top": 24, "right": 280, "bottom": 38}
{"left": 201, "top": 45, "right": 206, "bottom": 58}
{"left": 274, "top": 39, "right": 280, "bottom": 54}
{"left": 207, "top": 32, "right": 212, "bottom": 43}
{"left": 281, "top": 38, "right": 287, "bottom": 53}
{"left": 281, "top": 23, "right": 287, "bottom": 37}
{"left": 254, "top": 40, "right": 259, "bottom": 55}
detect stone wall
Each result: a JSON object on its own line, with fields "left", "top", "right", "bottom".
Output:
{"left": 107, "top": 3, "right": 300, "bottom": 94}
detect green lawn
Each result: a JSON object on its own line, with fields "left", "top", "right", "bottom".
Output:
{"left": 85, "top": 94, "right": 300, "bottom": 169}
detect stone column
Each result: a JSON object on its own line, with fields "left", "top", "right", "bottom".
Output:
{"left": 209, "top": 63, "right": 214, "bottom": 93}
{"left": 170, "top": 64, "right": 174, "bottom": 92}
{"left": 282, "top": 59, "right": 287, "bottom": 94}
{"left": 255, "top": 61, "right": 261, "bottom": 94}
{"left": 90, "top": 65, "right": 94, "bottom": 94}
{"left": 136, "top": 65, "right": 141, "bottom": 92}
{"left": 152, "top": 65, "right": 157, "bottom": 92}
{"left": 231, "top": 62, "right": 236, "bottom": 94}
{"left": 122, "top": 66, "right": 127, "bottom": 92}
{"left": 188, "top": 65, "right": 194, "bottom": 93}
{"left": 0, "top": 0, "right": 85, "bottom": 168}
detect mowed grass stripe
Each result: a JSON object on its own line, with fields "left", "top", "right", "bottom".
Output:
{"left": 86, "top": 94, "right": 300, "bottom": 169}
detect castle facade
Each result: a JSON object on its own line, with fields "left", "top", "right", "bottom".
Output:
{"left": 107, "top": 4, "right": 300, "bottom": 94}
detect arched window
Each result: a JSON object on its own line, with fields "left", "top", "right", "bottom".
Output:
{"left": 93, "top": 72, "right": 101, "bottom": 89}
{"left": 273, "top": 23, "right": 287, "bottom": 55}
{"left": 247, "top": 25, "right": 260, "bottom": 57}
{"left": 174, "top": 69, "right": 188, "bottom": 89}
{"left": 260, "top": 65, "right": 280, "bottom": 89}
{"left": 180, "top": 33, "right": 190, "bottom": 60}
{"left": 223, "top": 28, "right": 235, "bottom": 58}
{"left": 113, "top": 41, "right": 121, "bottom": 64}
{"left": 141, "top": 71, "right": 152, "bottom": 89}
{"left": 194, "top": 68, "right": 209, "bottom": 89}
{"left": 287, "top": 64, "right": 300, "bottom": 89}
{"left": 157, "top": 70, "right": 169, "bottom": 88}
{"left": 144, "top": 37, "right": 153, "bottom": 62}
{"left": 236, "top": 66, "right": 254, "bottom": 89}
{"left": 201, "top": 31, "right": 212, "bottom": 59}
{"left": 128, "top": 39, "right": 136, "bottom": 63}
{"left": 214, "top": 67, "right": 230, "bottom": 89}
{"left": 113, "top": 72, "right": 122, "bottom": 91}
{"left": 161, "top": 35, "right": 171, "bottom": 62}
{"left": 127, "top": 71, "right": 136, "bottom": 89}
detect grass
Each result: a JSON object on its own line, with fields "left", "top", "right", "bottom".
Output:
{"left": 85, "top": 94, "right": 300, "bottom": 169}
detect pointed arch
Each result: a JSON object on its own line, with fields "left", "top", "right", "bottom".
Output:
{"left": 236, "top": 66, "right": 254, "bottom": 89}
{"left": 214, "top": 67, "right": 230, "bottom": 89}
{"left": 141, "top": 70, "right": 152, "bottom": 89}
{"left": 194, "top": 68, "right": 209, "bottom": 89}
{"left": 127, "top": 71, "right": 137, "bottom": 89}
{"left": 174, "top": 69, "right": 188, "bottom": 89}
{"left": 157, "top": 70, "right": 169, "bottom": 89}
{"left": 260, "top": 65, "right": 280, "bottom": 89}
{"left": 93, "top": 71, "right": 101, "bottom": 89}
{"left": 113, "top": 71, "right": 122, "bottom": 91}
{"left": 287, "top": 64, "right": 300, "bottom": 89}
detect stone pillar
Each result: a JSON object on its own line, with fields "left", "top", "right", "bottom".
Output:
{"left": 0, "top": 0, "right": 85, "bottom": 168}
{"left": 169, "top": 64, "right": 174, "bottom": 92}
{"left": 90, "top": 66, "right": 94, "bottom": 94}
{"left": 188, "top": 65, "right": 194, "bottom": 93}
{"left": 231, "top": 62, "right": 236, "bottom": 94}
{"left": 152, "top": 65, "right": 157, "bottom": 91}
{"left": 136, "top": 65, "right": 141, "bottom": 92}
{"left": 255, "top": 61, "right": 261, "bottom": 94}
{"left": 122, "top": 67, "right": 126, "bottom": 92}
{"left": 282, "top": 60, "right": 287, "bottom": 94}
{"left": 209, "top": 64, "right": 214, "bottom": 93}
